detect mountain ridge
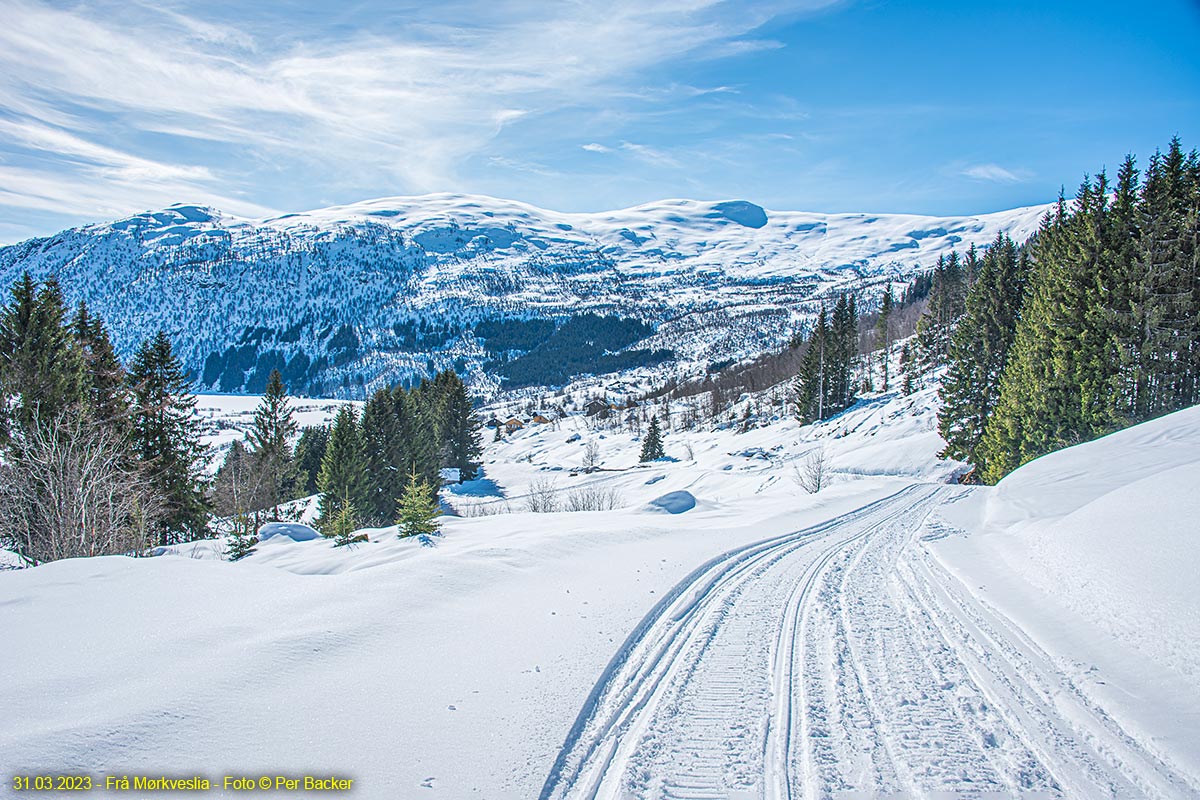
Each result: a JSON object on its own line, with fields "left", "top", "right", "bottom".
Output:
{"left": 0, "top": 193, "right": 1052, "bottom": 398}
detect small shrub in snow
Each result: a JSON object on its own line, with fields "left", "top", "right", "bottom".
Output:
{"left": 396, "top": 469, "right": 441, "bottom": 539}
{"left": 793, "top": 447, "right": 830, "bottom": 494}
{"left": 326, "top": 497, "right": 368, "bottom": 547}
{"left": 452, "top": 498, "right": 512, "bottom": 517}
{"left": 225, "top": 513, "right": 258, "bottom": 561}
{"left": 525, "top": 479, "right": 560, "bottom": 513}
{"left": 565, "top": 485, "right": 623, "bottom": 512}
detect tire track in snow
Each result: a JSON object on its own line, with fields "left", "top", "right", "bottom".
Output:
{"left": 541, "top": 483, "right": 1197, "bottom": 799}
{"left": 540, "top": 485, "right": 939, "bottom": 800}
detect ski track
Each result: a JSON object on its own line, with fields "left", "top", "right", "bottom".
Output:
{"left": 541, "top": 484, "right": 1200, "bottom": 800}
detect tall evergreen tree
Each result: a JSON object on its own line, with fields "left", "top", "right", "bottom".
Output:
{"left": 397, "top": 386, "right": 440, "bottom": 487}
{"left": 978, "top": 200, "right": 1077, "bottom": 483}
{"left": 248, "top": 369, "right": 297, "bottom": 517}
{"left": 72, "top": 301, "right": 129, "bottom": 429}
{"left": 292, "top": 425, "right": 330, "bottom": 497}
{"left": 127, "top": 331, "right": 208, "bottom": 544}
{"left": 875, "top": 289, "right": 893, "bottom": 392}
{"left": 829, "top": 294, "right": 858, "bottom": 412}
{"left": 1101, "top": 155, "right": 1146, "bottom": 423}
{"left": 441, "top": 371, "right": 482, "bottom": 481}
{"left": 916, "top": 252, "right": 967, "bottom": 370}
{"left": 316, "top": 405, "right": 367, "bottom": 530}
{"left": 793, "top": 306, "right": 829, "bottom": 423}
{"left": 639, "top": 416, "right": 665, "bottom": 462}
{"left": 361, "top": 387, "right": 407, "bottom": 525}
{"left": 0, "top": 274, "right": 84, "bottom": 439}
{"left": 938, "top": 234, "right": 1028, "bottom": 471}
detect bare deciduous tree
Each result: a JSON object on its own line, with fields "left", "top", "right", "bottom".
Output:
{"left": 582, "top": 441, "right": 600, "bottom": 473}
{"left": 525, "top": 478, "right": 560, "bottom": 513}
{"left": 792, "top": 447, "right": 830, "bottom": 494}
{"left": 0, "top": 411, "right": 162, "bottom": 565}
{"left": 564, "top": 485, "right": 623, "bottom": 512}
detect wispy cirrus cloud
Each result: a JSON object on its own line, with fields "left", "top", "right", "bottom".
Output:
{"left": 961, "top": 163, "right": 1030, "bottom": 184}
{"left": 0, "top": 0, "right": 846, "bottom": 237}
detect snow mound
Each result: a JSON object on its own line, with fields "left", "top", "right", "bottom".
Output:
{"left": 932, "top": 403, "right": 1200, "bottom": 779}
{"left": 257, "top": 522, "right": 321, "bottom": 542}
{"left": 646, "top": 491, "right": 697, "bottom": 514}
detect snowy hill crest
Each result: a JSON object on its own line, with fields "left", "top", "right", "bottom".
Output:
{"left": 0, "top": 193, "right": 1049, "bottom": 397}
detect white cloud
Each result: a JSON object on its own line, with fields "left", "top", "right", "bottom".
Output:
{"left": 620, "top": 142, "right": 683, "bottom": 169}
{"left": 0, "top": 0, "right": 840, "bottom": 230}
{"left": 582, "top": 143, "right": 612, "bottom": 153}
{"left": 961, "top": 163, "right": 1028, "bottom": 183}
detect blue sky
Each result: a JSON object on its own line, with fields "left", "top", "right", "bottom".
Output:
{"left": 1, "top": 0, "right": 1197, "bottom": 242}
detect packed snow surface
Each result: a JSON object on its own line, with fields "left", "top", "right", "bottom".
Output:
{"left": 1, "top": 388, "right": 1197, "bottom": 798}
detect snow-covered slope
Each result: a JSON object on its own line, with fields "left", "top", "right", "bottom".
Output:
{"left": 0, "top": 383, "right": 948, "bottom": 798}
{"left": 2, "top": 383, "right": 1197, "bottom": 797}
{"left": 0, "top": 194, "right": 1049, "bottom": 397}
{"left": 930, "top": 405, "right": 1200, "bottom": 787}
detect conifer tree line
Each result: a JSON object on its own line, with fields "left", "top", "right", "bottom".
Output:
{"left": 937, "top": 136, "right": 1199, "bottom": 483}
{"left": 0, "top": 273, "right": 208, "bottom": 563}
{"left": 792, "top": 293, "right": 861, "bottom": 423}
{"left": 287, "top": 369, "right": 481, "bottom": 534}
{"left": 0, "top": 269, "right": 480, "bottom": 562}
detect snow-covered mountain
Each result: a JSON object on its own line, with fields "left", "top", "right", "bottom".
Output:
{"left": 0, "top": 194, "right": 1049, "bottom": 397}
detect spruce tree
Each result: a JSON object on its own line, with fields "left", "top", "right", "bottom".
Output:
{"left": 875, "top": 289, "right": 893, "bottom": 391}
{"left": 915, "top": 252, "right": 967, "bottom": 372}
{"left": 397, "top": 386, "right": 440, "bottom": 487}
{"left": 639, "top": 416, "right": 665, "bottom": 462}
{"left": 938, "top": 234, "right": 1028, "bottom": 471}
{"left": 395, "top": 468, "right": 441, "bottom": 539}
{"left": 978, "top": 201, "right": 1074, "bottom": 482}
{"left": 793, "top": 306, "right": 829, "bottom": 423}
{"left": 0, "top": 274, "right": 84, "bottom": 440}
{"left": 248, "top": 369, "right": 297, "bottom": 517}
{"left": 128, "top": 331, "right": 209, "bottom": 544}
{"left": 72, "top": 301, "right": 129, "bottom": 429}
{"left": 361, "top": 387, "right": 407, "bottom": 525}
{"left": 224, "top": 511, "right": 258, "bottom": 561}
{"left": 292, "top": 425, "right": 330, "bottom": 496}
{"left": 316, "top": 406, "right": 367, "bottom": 530}
{"left": 441, "top": 371, "right": 482, "bottom": 481}
{"left": 328, "top": 494, "right": 368, "bottom": 546}
{"left": 899, "top": 342, "right": 915, "bottom": 395}
{"left": 830, "top": 294, "right": 858, "bottom": 413}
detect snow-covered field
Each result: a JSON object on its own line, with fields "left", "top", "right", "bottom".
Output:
{"left": 194, "top": 394, "right": 350, "bottom": 469}
{"left": 2, "top": 387, "right": 1198, "bottom": 798}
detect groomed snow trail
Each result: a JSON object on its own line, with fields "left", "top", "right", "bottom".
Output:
{"left": 541, "top": 484, "right": 1199, "bottom": 800}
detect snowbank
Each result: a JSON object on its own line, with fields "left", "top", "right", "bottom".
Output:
{"left": 646, "top": 490, "right": 697, "bottom": 514}
{"left": 932, "top": 404, "right": 1200, "bottom": 779}
{"left": 257, "top": 522, "right": 321, "bottom": 542}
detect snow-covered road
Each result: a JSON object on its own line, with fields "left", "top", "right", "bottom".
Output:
{"left": 541, "top": 484, "right": 1197, "bottom": 800}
